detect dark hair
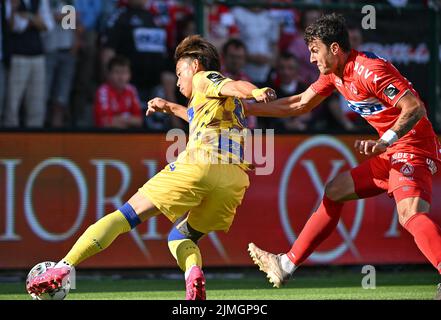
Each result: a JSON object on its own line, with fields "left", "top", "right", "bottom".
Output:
{"left": 222, "top": 38, "right": 247, "bottom": 56}
{"left": 107, "top": 56, "right": 131, "bottom": 72}
{"left": 304, "top": 13, "right": 351, "bottom": 52}
{"left": 175, "top": 35, "right": 221, "bottom": 71}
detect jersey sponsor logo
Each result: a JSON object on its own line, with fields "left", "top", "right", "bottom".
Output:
{"left": 207, "top": 73, "right": 226, "bottom": 86}
{"left": 133, "top": 28, "right": 166, "bottom": 53}
{"left": 392, "top": 152, "right": 414, "bottom": 160}
{"left": 354, "top": 62, "right": 383, "bottom": 84}
{"left": 384, "top": 84, "right": 400, "bottom": 100}
{"left": 400, "top": 163, "right": 415, "bottom": 177}
{"left": 347, "top": 99, "right": 386, "bottom": 116}
{"left": 391, "top": 152, "right": 414, "bottom": 165}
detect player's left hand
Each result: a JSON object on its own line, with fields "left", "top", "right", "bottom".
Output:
{"left": 252, "top": 88, "right": 277, "bottom": 103}
{"left": 354, "top": 139, "right": 389, "bottom": 156}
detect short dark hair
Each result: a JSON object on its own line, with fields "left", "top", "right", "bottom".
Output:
{"left": 107, "top": 55, "right": 131, "bottom": 72}
{"left": 304, "top": 13, "right": 351, "bottom": 52}
{"left": 175, "top": 35, "right": 221, "bottom": 71}
{"left": 222, "top": 38, "right": 247, "bottom": 56}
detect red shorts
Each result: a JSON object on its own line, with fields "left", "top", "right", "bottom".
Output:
{"left": 350, "top": 151, "right": 438, "bottom": 204}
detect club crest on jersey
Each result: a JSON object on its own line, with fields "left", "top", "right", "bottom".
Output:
{"left": 384, "top": 84, "right": 400, "bottom": 100}
{"left": 207, "top": 73, "right": 226, "bottom": 86}
{"left": 400, "top": 163, "right": 414, "bottom": 177}
{"left": 349, "top": 83, "right": 358, "bottom": 95}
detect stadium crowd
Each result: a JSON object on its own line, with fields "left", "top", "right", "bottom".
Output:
{"left": 0, "top": 0, "right": 429, "bottom": 132}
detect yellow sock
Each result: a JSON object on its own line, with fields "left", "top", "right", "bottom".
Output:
{"left": 63, "top": 210, "right": 131, "bottom": 266}
{"left": 168, "top": 239, "right": 202, "bottom": 272}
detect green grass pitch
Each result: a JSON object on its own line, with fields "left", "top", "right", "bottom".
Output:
{"left": 1, "top": 268, "right": 439, "bottom": 300}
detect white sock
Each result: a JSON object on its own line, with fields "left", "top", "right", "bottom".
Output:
{"left": 280, "top": 254, "right": 297, "bottom": 275}
{"left": 185, "top": 265, "right": 198, "bottom": 280}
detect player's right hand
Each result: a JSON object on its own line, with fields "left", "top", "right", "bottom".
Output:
{"left": 354, "top": 139, "right": 388, "bottom": 156}
{"left": 146, "top": 97, "right": 170, "bottom": 116}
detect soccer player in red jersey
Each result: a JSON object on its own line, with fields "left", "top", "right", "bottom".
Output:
{"left": 246, "top": 13, "right": 441, "bottom": 299}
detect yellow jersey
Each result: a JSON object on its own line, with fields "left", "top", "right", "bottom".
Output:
{"left": 180, "top": 71, "right": 251, "bottom": 170}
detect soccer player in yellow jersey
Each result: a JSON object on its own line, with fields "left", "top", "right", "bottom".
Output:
{"left": 27, "top": 35, "right": 276, "bottom": 300}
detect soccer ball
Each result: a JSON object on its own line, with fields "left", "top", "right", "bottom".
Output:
{"left": 26, "top": 261, "right": 70, "bottom": 300}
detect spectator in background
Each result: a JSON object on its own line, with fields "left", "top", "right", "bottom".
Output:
{"left": 100, "top": 0, "right": 119, "bottom": 33}
{"left": 221, "top": 38, "right": 250, "bottom": 82}
{"left": 44, "top": 0, "right": 78, "bottom": 127}
{"left": 221, "top": 38, "right": 257, "bottom": 129}
{"left": 286, "top": 9, "right": 322, "bottom": 85}
{"left": 206, "top": 3, "right": 239, "bottom": 50}
{"left": 175, "top": 14, "right": 196, "bottom": 48}
{"left": 269, "top": 1, "right": 299, "bottom": 53}
{"left": 101, "top": 0, "right": 177, "bottom": 131}
{"left": 266, "top": 52, "right": 309, "bottom": 131}
{"left": 94, "top": 56, "right": 142, "bottom": 129}
{"left": 72, "top": 0, "right": 102, "bottom": 127}
{"left": 149, "top": 0, "right": 194, "bottom": 54}
{"left": 4, "top": 0, "right": 54, "bottom": 128}
{"left": 232, "top": 6, "right": 279, "bottom": 87}
{"left": 0, "top": 1, "right": 11, "bottom": 124}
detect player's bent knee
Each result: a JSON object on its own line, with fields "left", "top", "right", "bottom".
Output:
{"left": 325, "top": 178, "right": 347, "bottom": 202}
{"left": 168, "top": 220, "right": 205, "bottom": 244}
{"left": 325, "top": 172, "right": 356, "bottom": 202}
{"left": 324, "top": 181, "right": 340, "bottom": 201}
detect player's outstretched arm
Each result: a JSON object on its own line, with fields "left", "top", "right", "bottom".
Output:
{"left": 147, "top": 97, "right": 189, "bottom": 122}
{"left": 220, "top": 80, "right": 277, "bottom": 103}
{"left": 245, "top": 87, "right": 326, "bottom": 117}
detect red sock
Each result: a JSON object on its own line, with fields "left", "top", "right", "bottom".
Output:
{"left": 404, "top": 213, "right": 441, "bottom": 274}
{"left": 287, "top": 196, "right": 344, "bottom": 266}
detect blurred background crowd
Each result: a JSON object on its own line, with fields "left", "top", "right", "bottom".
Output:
{"left": 0, "top": 0, "right": 437, "bottom": 132}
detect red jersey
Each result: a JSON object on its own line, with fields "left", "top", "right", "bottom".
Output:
{"left": 94, "top": 83, "right": 142, "bottom": 127}
{"left": 311, "top": 50, "right": 440, "bottom": 162}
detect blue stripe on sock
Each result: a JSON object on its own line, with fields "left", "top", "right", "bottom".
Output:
{"left": 119, "top": 203, "right": 142, "bottom": 229}
{"left": 168, "top": 227, "right": 187, "bottom": 242}
{"left": 167, "top": 220, "right": 204, "bottom": 243}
